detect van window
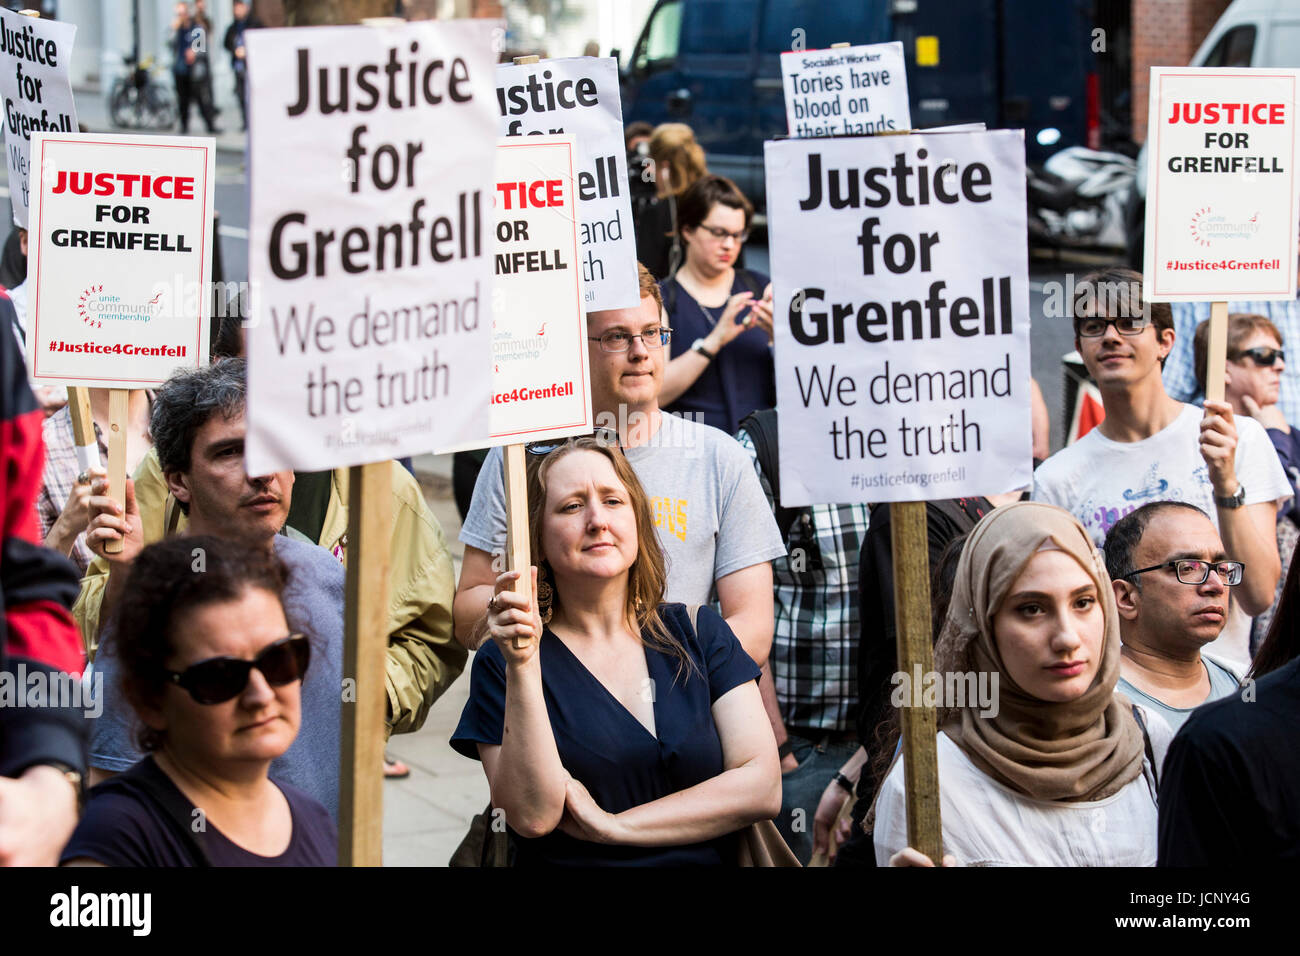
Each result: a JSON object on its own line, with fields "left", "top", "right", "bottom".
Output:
{"left": 1266, "top": 22, "right": 1300, "bottom": 67}
{"left": 679, "top": 0, "right": 758, "bottom": 55}
{"left": 636, "top": 0, "right": 683, "bottom": 70}
{"left": 1201, "top": 24, "right": 1256, "bottom": 67}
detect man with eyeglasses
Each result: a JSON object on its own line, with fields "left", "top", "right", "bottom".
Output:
{"left": 1104, "top": 502, "right": 1245, "bottom": 732}
{"left": 1033, "top": 268, "right": 1290, "bottom": 665}
{"left": 455, "top": 263, "right": 786, "bottom": 667}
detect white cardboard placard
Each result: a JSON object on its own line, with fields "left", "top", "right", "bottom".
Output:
{"left": 26, "top": 132, "right": 214, "bottom": 388}
{"left": 0, "top": 8, "right": 77, "bottom": 228}
{"left": 765, "top": 130, "right": 1031, "bottom": 506}
{"left": 1143, "top": 67, "right": 1300, "bottom": 302}
{"left": 496, "top": 57, "right": 638, "bottom": 310}
{"left": 780, "top": 42, "right": 910, "bottom": 138}
{"left": 244, "top": 19, "right": 501, "bottom": 474}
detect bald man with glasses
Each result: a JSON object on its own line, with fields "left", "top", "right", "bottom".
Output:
{"left": 1104, "top": 501, "right": 1246, "bottom": 732}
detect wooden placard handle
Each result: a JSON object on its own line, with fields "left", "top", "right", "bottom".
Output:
{"left": 103, "top": 389, "right": 129, "bottom": 555}
{"left": 890, "top": 500, "right": 943, "bottom": 865}
{"left": 66, "top": 386, "right": 102, "bottom": 473}
{"left": 339, "top": 461, "right": 393, "bottom": 868}
{"left": 1204, "top": 301, "right": 1229, "bottom": 405}
{"left": 514, "top": 55, "right": 540, "bottom": 66}
{"left": 502, "top": 443, "right": 534, "bottom": 649}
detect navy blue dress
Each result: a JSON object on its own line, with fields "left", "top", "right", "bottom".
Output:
{"left": 660, "top": 269, "right": 776, "bottom": 435}
{"left": 451, "top": 603, "right": 761, "bottom": 866}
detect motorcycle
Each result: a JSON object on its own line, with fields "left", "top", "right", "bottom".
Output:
{"left": 1026, "top": 146, "right": 1136, "bottom": 250}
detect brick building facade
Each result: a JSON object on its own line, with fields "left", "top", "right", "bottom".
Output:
{"left": 1131, "top": 0, "right": 1232, "bottom": 141}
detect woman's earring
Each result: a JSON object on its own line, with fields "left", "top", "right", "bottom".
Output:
{"left": 537, "top": 565, "right": 554, "bottom": 625}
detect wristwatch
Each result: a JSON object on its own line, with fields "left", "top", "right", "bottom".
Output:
{"left": 1215, "top": 484, "right": 1246, "bottom": 509}
{"left": 35, "top": 761, "right": 84, "bottom": 809}
{"left": 832, "top": 771, "right": 855, "bottom": 794}
{"left": 691, "top": 338, "right": 716, "bottom": 361}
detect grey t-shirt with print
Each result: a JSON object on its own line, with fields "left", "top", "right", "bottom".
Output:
{"left": 459, "top": 411, "right": 787, "bottom": 604}
{"left": 1117, "top": 655, "right": 1242, "bottom": 733}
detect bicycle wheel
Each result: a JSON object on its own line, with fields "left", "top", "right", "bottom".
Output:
{"left": 109, "top": 81, "right": 136, "bottom": 128}
{"left": 146, "top": 84, "right": 177, "bottom": 131}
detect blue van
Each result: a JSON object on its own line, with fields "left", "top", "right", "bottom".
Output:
{"left": 617, "top": 0, "right": 1098, "bottom": 209}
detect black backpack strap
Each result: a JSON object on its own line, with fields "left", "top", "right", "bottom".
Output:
{"left": 1130, "top": 703, "right": 1160, "bottom": 801}
{"left": 98, "top": 757, "right": 212, "bottom": 866}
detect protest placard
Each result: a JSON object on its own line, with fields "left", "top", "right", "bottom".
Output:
{"left": 496, "top": 57, "right": 638, "bottom": 310}
{"left": 25, "top": 132, "right": 215, "bottom": 388}
{"left": 1143, "top": 67, "right": 1300, "bottom": 303}
{"left": 0, "top": 7, "right": 76, "bottom": 228}
{"left": 764, "top": 129, "right": 1032, "bottom": 508}
{"left": 446, "top": 135, "right": 590, "bottom": 450}
{"left": 781, "top": 42, "right": 910, "bottom": 139}
{"left": 244, "top": 19, "right": 500, "bottom": 476}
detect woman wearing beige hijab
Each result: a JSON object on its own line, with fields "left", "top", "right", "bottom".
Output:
{"left": 873, "top": 501, "right": 1173, "bottom": 866}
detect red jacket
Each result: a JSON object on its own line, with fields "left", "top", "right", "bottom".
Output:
{"left": 0, "top": 317, "right": 86, "bottom": 777}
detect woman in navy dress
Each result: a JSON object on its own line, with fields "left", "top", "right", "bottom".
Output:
{"left": 451, "top": 436, "right": 781, "bottom": 865}
{"left": 658, "top": 175, "right": 776, "bottom": 436}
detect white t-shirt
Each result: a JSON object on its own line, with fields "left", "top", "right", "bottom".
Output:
{"left": 1032, "top": 402, "right": 1292, "bottom": 547}
{"left": 873, "top": 709, "right": 1173, "bottom": 867}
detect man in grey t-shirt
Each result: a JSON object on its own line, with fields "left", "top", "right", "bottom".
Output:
{"left": 454, "top": 264, "right": 786, "bottom": 665}
{"left": 1104, "top": 502, "right": 1244, "bottom": 732}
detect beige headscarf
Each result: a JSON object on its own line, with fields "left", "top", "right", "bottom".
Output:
{"left": 934, "top": 501, "right": 1144, "bottom": 802}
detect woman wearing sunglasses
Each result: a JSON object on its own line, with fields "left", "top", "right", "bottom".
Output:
{"left": 452, "top": 436, "right": 782, "bottom": 866}
{"left": 657, "top": 174, "right": 776, "bottom": 436}
{"left": 872, "top": 502, "right": 1172, "bottom": 867}
{"left": 62, "top": 536, "right": 335, "bottom": 866}
{"left": 1194, "top": 313, "right": 1300, "bottom": 647}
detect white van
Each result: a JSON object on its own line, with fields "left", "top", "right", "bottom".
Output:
{"left": 1124, "top": 0, "right": 1300, "bottom": 265}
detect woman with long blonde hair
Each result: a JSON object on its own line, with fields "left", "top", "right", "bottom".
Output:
{"left": 635, "top": 123, "right": 710, "bottom": 278}
{"left": 451, "top": 435, "right": 780, "bottom": 866}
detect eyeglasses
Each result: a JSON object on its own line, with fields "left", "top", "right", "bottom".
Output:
{"left": 164, "top": 634, "right": 311, "bottom": 705}
{"left": 526, "top": 426, "right": 623, "bottom": 458}
{"left": 588, "top": 326, "right": 672, "bottom": 352}
{"left": 1231, "top": 346, "right": 1285, "bottom": 367}
{"left": 1075, "top": 315, "right": 1152, "bottom": 337}
{"left": 1121, "top": 559, "right": 1244, "bottom": 586}
{"left": 696, "top": 224, "right": 750, "bottom": 243}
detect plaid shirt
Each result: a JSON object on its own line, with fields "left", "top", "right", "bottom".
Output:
{"left": 37, "top": 405, "right": 107, "bottom": 574}
{"left": 737, "top": 428, "right": 870, "bottom": 732}
{"left": 1164, "top": 296, "right": 1300, "bottom": 426}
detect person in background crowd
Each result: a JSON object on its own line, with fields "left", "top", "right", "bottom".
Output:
{"left": 80, "top": 360, "right": 346, "bottom": 819}
{"left": 172, "top": 2, "right": 220, "bottom": 135}
{"left": 455, "top": 263, "right": 785, "bottom": 668}
{"left": 1157, "top": 538, "right": 1300, "bottom": 865}
{"left": 626, "top": 121, "right": 657, "bottom": 234}
{"left": 1033, "top": 268, "right": 1290, "bottom": 666}
{"left": 224, "top": 0, "right": 262, "bottom": 132}
{"left": 659, "top": 175, "right": 774, "bottom": 436}
{"left": 636, "top": 123, "right": 709, "bottom": 280}
{"left": 0, "top": 315, "right": 86, "bottom": 866}
{"left": 875, "top": 502, "right": 1171, "bottom": 867}
{"left": 451, "top": 436, "right": 781, "bottom": 866}
{"left": 735, "top": 408, "right": 869, "bottom": 864}
{"left": 1193, "top": 313, "right": 1300, "bottom": 648}
{"left": 38, "top": 389, "right": 151, "bottom": 574}
{"left": 1104, "top": 502, "right": 1243, "bottom": 732}
{"left": 62, "top": 536, "right": 336, "bottom": 866}
{"left": 0, "top": 228, "right": 25, "bottom": 291}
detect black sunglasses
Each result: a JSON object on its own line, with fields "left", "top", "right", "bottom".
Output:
{"left": 164, "top": 634, "right": 311, "bottom": 705}
{"left": 525, "top": 426, "right": 623, "bottom": 458}
{"left": 1075, "top": 315, "right": 1152, "bottom": 337}
{"left": 1232, "top": 346, "right": 1285, "bottom": 367}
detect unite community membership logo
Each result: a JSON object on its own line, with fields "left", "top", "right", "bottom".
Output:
{"left": 77, "top": 284, "right": 165, "bottom": 329}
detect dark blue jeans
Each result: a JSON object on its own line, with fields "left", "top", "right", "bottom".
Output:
{"left": 776, "top": 731, "right": 859, "bottom": 865}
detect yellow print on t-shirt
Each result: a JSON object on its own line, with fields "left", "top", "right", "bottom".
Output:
{"left": 653, "top": 496, "right": 688, "bottom": 542}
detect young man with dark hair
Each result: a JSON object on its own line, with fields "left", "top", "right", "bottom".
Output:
{"left": 1033, "top": 268, "right": 1290, "bottom": 662}
{"left": 1104, "top": 502, "right": 1243, "bottom": 731}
